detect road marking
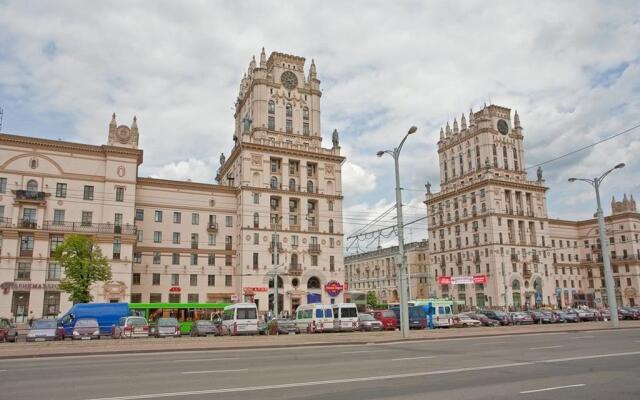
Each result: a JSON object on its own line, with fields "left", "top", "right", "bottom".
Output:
{"left": 174, "top": 357, "right": 240, "bottom": 362}
{"left": 520, "top": 383, "right": 585, "bottom": 394}
{"left": 341, "top": 350, "right": 389, "bottom": 354}
{"left": 181, "top": 369, "right": 248, "bottom": 375}
{"left": 471, "top": 341, "right": 507, "bottom": 345}
{"left": 84, "top": 351, "right": 640, "bottom": 400}
{"left": 528, "top": 345, "right": 563, "bottom": 350}
{"left": 572, "top": 336, "right": 595, "bottom": 339}
{"left": 392, "top": 356, "right": 437, "bottom": 361}
{"left": 0, "top": 369, "right": 7, "bottom": 372}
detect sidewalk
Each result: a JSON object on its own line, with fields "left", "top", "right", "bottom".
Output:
{"left": 2, "top": 320, "right": 639, "bottom": 359}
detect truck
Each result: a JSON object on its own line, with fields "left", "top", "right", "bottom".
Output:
{"left": 58, "top": 303, "right": 130, "bottom": 336}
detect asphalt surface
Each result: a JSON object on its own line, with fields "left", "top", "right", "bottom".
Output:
{"left": 2, "top": 328, "right": 639, "bottom": 400}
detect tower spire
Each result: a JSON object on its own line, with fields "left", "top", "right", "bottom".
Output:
{"left": 260, "top": 47, "right": 266, "bottom": 68}
{"left": 461, "top": 113, "right": 467, "bottom": 130}
{"left": 445, "top": 122, "right": 451, "bottom": 137}
{"left": 439, "top": 127, "right": 445, "bottom": 140}
{"left": 309, "top": 58, "right": 317, "bottom": 80}
{"left": 469, "top": 108, "right": 475, "bottom": 126}
{"left": 514, "top": 110, "right": 521, "bottom": 128}
{"left": 453, "top": 118, "right": 459, "bottom": 134}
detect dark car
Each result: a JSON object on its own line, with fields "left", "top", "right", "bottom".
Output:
{"left": 390, "top": 306, "right": 427, "bottom": 329}
{"left": 554, "top": 311, "right": 579, "bottom": 323}
{"left": 464, "top": 312, "right": 499, "bottom": 327}
{"left": 371, "top": 310, "right": 398, "bottom": 331}
{"left": 477, "top": 310, "right": 511, "bottom": 325}
{"left": 71, "top": 318, "right": 101, "bottom": 340}
{"left": 190, "top": 320, "right": 219, "bottom": 337}
{"left": 269, "top": 318, "right": 300, "bottom": 334}
{"left": 618, "top": 308, "right": 638, "bottom": 320}
{"left": 26, "top": 319, "right": 64, "bottom": 342}
{"left": 0, "top": 318, "right": 19, "bottom": 343}
{"left": 530, "top": 310, "right": 554, "bottom": 324}
{"left": 510, "top": 312, "right": 534, "bottom": 325}
{"left": 151, "top": 318, "right": 181, "bottom": 338}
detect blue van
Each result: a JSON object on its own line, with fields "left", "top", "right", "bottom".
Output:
{"left": 389, "top": 305, "right": 427, "bottom": 329}
{"left": 58, "top": 303, "right": 130, "bottom": 336}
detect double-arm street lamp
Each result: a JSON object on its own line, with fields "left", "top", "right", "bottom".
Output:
{"left": 568, "top": 162, "right": 625, "bottom": 328}
{"left": 377, "top": 125, "right": 417, "bottom": 338}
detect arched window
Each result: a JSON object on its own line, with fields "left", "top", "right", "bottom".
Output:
{"left": 303, "top": 107, "right": 309, "bottom": 120}
{"left": 291, "top": 253, "right": 298, "bottom": 267}
{"left": 329, "top": 219, "right": 334, "bottom": 233}
{"left": 307, "top": 276, "right": 320, "bottom": 289}
{"left": 503, "top": 146, "right": 508, "bottom": 157}
{"left": 512, "top": 280, "right": 521, "bottom": 290}
{"left": 286, "top": 103, "right": 292, "bottom": 118}
{"left": 26, "top": 180, "right": 38, "bottom": 193}
{"left": 270, "top": 176, "right": 278, "bottom": 189}
{"left": 289, "top": 179, "right": 296, "bottom": 191}
{"left": 269, "top": 276, "right": 283, "bottom": 288}
{"left": 513, "top": 148, "right": 518, "bottom": 159}
{"left": 253, "top": 212, "right": 259, "bottom": 228}
{"left": 307, "top": 180, "right": 314, "bottom": 193}
{"left": 268, "top": 100, "right": 275, "bottom": 114}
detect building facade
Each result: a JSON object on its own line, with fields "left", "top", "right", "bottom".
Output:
{"left": 0, "top": 50, "right": 346, "bottom": 320}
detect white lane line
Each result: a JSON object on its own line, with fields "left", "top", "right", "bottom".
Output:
{"left": 341, "top": 350, "right": 389, "bottom": 354}
{"left": 572, "top": 336, "right": 595, "bottom": 339}
{"left": 520, "top": 383, "right": 586, "bottom": 394}
{"left": 85, "top": 351, "right": 640, "bottom": 400}
{"left": 471, "top": 341, "right": 507, "bottom": 346}
{"left": 528, "top": 345, "right": 563, "bottom": 350}
{"left": 181, "top": 369, "right": 248, "bottom": 375}
{"left": 392, "top": 356, "right": 437, "bottom": 361}
{"left": 0, "top": 369, "right": 7, "bottom": 372}
{"left": 174, "top": 357, "right": 240, "bottom": 362}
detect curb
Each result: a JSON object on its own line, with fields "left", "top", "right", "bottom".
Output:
{"left": 1, "top": 325, "right": 638, "bottom": 360}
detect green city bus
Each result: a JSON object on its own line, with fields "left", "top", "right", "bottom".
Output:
{"left": 129, "top": 303, "right": 230, "bottom": 334}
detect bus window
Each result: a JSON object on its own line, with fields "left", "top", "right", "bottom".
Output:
{"left": 341, "top": 307, "right": 357, "bottom": 318}
{"left": 324, "top": 309, "right": 333, "bottom": 318}
{"left": 237, "top": 308, "right": 257, "bottom": 320}
{"left": 315, "top": 309, "right": 323, "bottom": 318}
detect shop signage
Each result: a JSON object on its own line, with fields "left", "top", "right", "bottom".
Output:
{"left": 437, "top": 275, "right": 487, "bottom": 285}
{"left": 1, "top": 281, "right": 60, "bottom": 294}
{"left": 324, "top": 280, "right": 344, "bottom": 297}
{"left": 230, "top": 294, "right": 239, "bottom": 302}
{"left": 169, "top": 286, "right": 181, "bottom": 293}
{"left": 243, "top": 287, "right": 268, "bottom": 293}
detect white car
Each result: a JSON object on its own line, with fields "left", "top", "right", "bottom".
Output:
{"left": 111, "top": 316, "right": 149, "bottom": 338}
{"left": 454, "top": 314, "right": 482, "bottom": 327}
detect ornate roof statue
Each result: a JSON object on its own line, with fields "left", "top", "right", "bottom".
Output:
{"left": 220, "top": 152, "right": 226, "bottom": 167}
{"left": 332, "top": 129, "right": 339, "bottom": 148}
{"left": 537, "top": 166, "right": 543, "bottom": 182}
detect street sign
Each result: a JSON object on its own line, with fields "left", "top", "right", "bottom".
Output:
{"left": 536, "top": 292, "right": 543, "bottom": 301}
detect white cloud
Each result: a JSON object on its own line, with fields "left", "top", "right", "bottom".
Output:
{"left": 148, "top": 158, "right": 214, "bottom": 183}
{"left": 342, "top": 161, "right": 377, "bottom": 197}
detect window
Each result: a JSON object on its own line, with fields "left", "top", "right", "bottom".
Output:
{"left": 270, "top": 176, "right": 278, "bottom": 189}
{"left": 192, "top": 213, "right": 199, "bottom": 225}
{"left": 330, "top": 256, "right": 335, "bottom": 272}
{"left": 153, "top": 252, "right": 161, "bottom": 264}
{"left": 83, "top": 185, "right": 94, "bottom": 200}
{"left": 115, "top": 187, "right": 125, "bottom": 202}
{"left": 303, "top": 107, "right": 309, "bottom": 120}
{"left": 188, "top": 294, "right": 199, "bottom": 303}
{"left": 150, "top": 293, "right": 161, "bottom": 302}
{"left": 114, "top": 213, "right": 122, "bottom": 227}
{"left": 133, "top": 252, "right": 142, "bottom": 263}
{"left": 225, "top": 275, "right": 232, "bottom": 287}
{"left": 208, "top": 234, "right": 215, "bottom": 246}
{"left": 311, "top": 255, "right": 318, "bottom": 266}
{"left": 292, "top": 235, "right": 299, "bottom": 246}
{"left": 208, "top": 254, "right": 215, "bottom": 266}
{"left": 113, "top": 239, "right": 121, "bottom": 259}
{"left": 172, "top": 253, "right": 180, "bottom": 265}
{"left": 253, "top": 253, "right": 259, "bottom": 270}
{"left": 328, "top": 201, "right": 334, "bottom": 211}
{"left": 286, "top": 119, "right": 292, "bottom": 133}
{"left": 137, "top": 230, "right": 143, "bottom": 242}
{"left": 307, "top": 181, "right": 314, "bottom": 192}
{"left": 190, "top": 274, "right": 198, "bottom": 286}
{"left": 47, "top": 263, "right": 61, "bottom": 281}
{"left": 0, "top": 177, "right": 6, "bottom": 193}
{"left": 53, "top": 209, "right": 65, "bottom": 224}
{"left": 225, "top": 255, "right": 232, "bottom": 266}
{"left": 55, "top": 183, "right": 67, "bottom": 198}
{"left": 135, "top": 209, "right": 144, "bottom": 221}
{"left": 268, "top": 116, "right": 275, "bottom": 130}
{"left": 171, "top": 274, "right": 179, "bottom": 286}
{"left": 329, "top": 219, "right": 334, "bottom": 233}
{"left": 155, "top": 210, "right": 163, "bottom": 222}
{"left": 81, "top": 211, "right": 93, "bottom": 226}
{"left": 303, "top": 123, "right": 309, "bottom": 135}
{"left": 208, "top": 275, "right": 216, "bottom": 286}
{"left": 225, "top": 216, "right": 233, "bottom": 227}
{"left": 130, "top": 294, "right": 142, "bottom": 303}
{"left": 173, "top": 212, "right": 181, "bottom": 223}
{"left": 132, "top": 273, "right": 141, "bottom": 285}
{"left": 330, "top": 238, "right": 335, "bottom": 248}
{"left": 286, "top": 103, "right": 292, "bottom": 117}
{"left": 268, "top": 100, "right": 275, "bottom": 114}
{"left": 253, "top": 193, "right": 260, "bottom": 204}
{"left": 169, "top": 293, "right": 180, "bottom": 303}
{"left": 154, "top": 231, "right": 162, "bottom": 243}
{"left": 16, "top": 262, "right": 31, "bottom": 280}
{"left": 191, "top": 253, "right": 198, "bottom": 265}
{"left": 173, "top": 232, "right": 180, "bottom": 244}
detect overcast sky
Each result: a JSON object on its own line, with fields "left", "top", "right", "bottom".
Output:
{"left": 1, "top": 1, "right": 639, "bottom": 252}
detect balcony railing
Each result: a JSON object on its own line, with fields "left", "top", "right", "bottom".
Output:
{"left": 207, "top": 222, "right": 218, "bottom": 233}
{"left": 532, "top": 255, "right": 540, "bottom": 263}
{"left": 523, "top": 269, "right": 532, "bottom": 279}
{"left": 308, "top": 244, "right": 321, "bottom": 254}
{"left": 269, "top": 242, "right": 283, "bottom": 253}
{"left": 289, "top": 263, "right": 302, "bottom": 276}
{"left": 14, "top": 190, "right": 48, "bottom": 202}
{"left": 225, "top": 243, "right": 233, "bottom": 251}
{"left": 511, "top": 254, "right": 519, "bottom": 262}
{"left": 42, "top": 221, "right": 137, "bottom": 235}
{"left": 20, "top": 249, "right": 34, "bottom": 257}
{"left": 0, "top": 217, "right": 11, "bottom": 228}
{"left": 18, "top": 219, "right": 38, "bottom": 229}
{"left": 191, "top": 242, "right": 198, "bottom": 249}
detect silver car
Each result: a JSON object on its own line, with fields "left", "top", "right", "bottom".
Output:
{"left": 358, "top": 314, "right": 383, "bottom": 331}
{"left": 150, "top": 318, "right": 181, "bottom": 338}
{"left": 27, "top": 319, "right": 64, "bottom": 342}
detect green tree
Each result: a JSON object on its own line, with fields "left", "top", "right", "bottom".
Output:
{"left": 53, "top": 234, "right": 111, "bottom": 304}
{"left": 367, "top": 291, "right": 378, "bottom": 308}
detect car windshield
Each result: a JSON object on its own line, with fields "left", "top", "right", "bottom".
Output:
{"left": 128, "top": 317, "right": 147, "bottom": 326}
{"left": 237, "top": 308, "right": 257, "bottom": 320}
{"left": 196, "top": 320, "right": 214, "bottom": 326}
{"left": 75, "top": 319, "right": 98, "bottom": 327}
{"left": 33, "top": 320, "right": 57, "bottom": 329}
{"left": 359, "top": 314, "right": 374, "bottom": 321}
{"left": 340, "top": 307, "right": 358, "bottom": 318}
{"left": 382, "top": 310, "right": 395, "bottom": 318}
{"left": 158, "top": 318, "right": 178, "bottom": 326}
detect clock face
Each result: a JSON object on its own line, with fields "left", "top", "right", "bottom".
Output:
{"left": 497, "top": 119, "right": 509, "bottom": 135}
{"left": 116, "top": 126, "right": 131, "bottom": 143}
{"left": 280, "top": 71, "right": 298, "bottom": 90}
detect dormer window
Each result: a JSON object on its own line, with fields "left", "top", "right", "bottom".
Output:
{"left": 303, "top": 107, "right": 309, "bottom": 120}
{"left": 268, "top": 100, "right": 275, "bottom": 114}
{"left": 286, "top": 103, "right": 292, "bottom": 117}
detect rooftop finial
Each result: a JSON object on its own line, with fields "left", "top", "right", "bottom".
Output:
{"left": 469, "top": 108, "right": 475, "bottom": 125}
{"left": 131, "top": 115, "right": 138, "bottom": 129}
{"left": 514, "top": 110, "right": 521, "bottom": 128}
{"left": 309, "top": 58, "right": 317, "bottom": 79}
{"left": 461, "top": 113, "right": 467, "bottom": 130}
{"left": 439, "top": 127, "right": 445, "bottom": 140}
{"left": 445, "top": 122, "right": 452, "bottom": 137}
{"left": 260, "top": 47, "right": 266, "bottom": 68}
{"left": 453, "top": 118, "right": 459, "bottom": 134}
{"left": 110, "top": 113, "right": 117, "bottom": 126}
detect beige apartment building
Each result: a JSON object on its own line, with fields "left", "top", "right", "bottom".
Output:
{"left": 345, "top": 105, "right": 640, "bottom": 310}
{"left": 0, "top": 50, "right": 345, "bottom": 320}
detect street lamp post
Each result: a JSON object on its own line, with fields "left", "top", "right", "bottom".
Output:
{"left": 568, "top": 163, "right": 625, "bottom": 328}
{"left": 377, "top": 125, "right": 417, "bottom": 338}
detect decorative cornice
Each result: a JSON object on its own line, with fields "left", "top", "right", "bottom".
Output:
{"left": 136, "top": 177, "right": 239, "bottom": 193}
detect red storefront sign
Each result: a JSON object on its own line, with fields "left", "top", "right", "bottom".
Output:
{"left": 437, "top": 276, "right": 452, "bottom": 285}
{"left": 243, "top": 287, "right": 268, "bottom": 293}
{"left": 437, "top": 275, "right": 487, "bottom": 285}
{"left": 324, "top": 280, "right": 344, "bottom": 297}
{"left": 473, "top": 275, "right": 487, "bottom": 284}
{"left": 169, "top": 286, "right": 181, "bottom": 293}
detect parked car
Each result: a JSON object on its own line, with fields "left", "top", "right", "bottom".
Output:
{"left": 0, "top": 317, "right": 19, "bottom": 343}
{"left": 510, "top": 312, "right": 534, "bottom": 325}
{"left": 270, "top": 318, "right": 300, "bottom": 334}
{"left": 26, "top": 319, "right": 64, "bottom": 342}
{"left": 358, "top": 314, "right": 383, "bottom": 331}
{"left": 71, "top": 318, "right": 101, "bottom": 340}
{"left": 553, "top": 311, "right": 579, "bottom": 323}
{"left": 598, "top": 308, "right": 611, "bottom": 321}
{"left": 569, "top": 308, "right": 597, "bottom": 321}
{"left": 452, "top": 314, "right": 482, "bottom": 328}
{"left": 58, "top": 302, "right": 130, "bottom": 336}
{"left": 618, "top": 308, "right": 638, "bottom": 320}
{"left": 190, "top": 320, "right": 219, "bottom": 337}
{"left": 530, "top": 310, "right": 554, "bottom": 324}
{"left": 477, "top": 310, "right": 511, "bottom": 325}
{"left": 370, "top": 309, "right": 398, "bottom": 331}
{"left": 150, "top": 318, "right": 180, "bottom": 338}
{"left": 463, "top": 312, "right": 499, "bottom": 327}
{"left": 111, "top": 316, "right": 149, "bottom": 338}
{"left": 390, "top": 306, "right": 427, "bottom": 329}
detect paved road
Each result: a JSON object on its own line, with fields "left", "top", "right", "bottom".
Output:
{"left": 2, "top": 328, "right": 639, "bottom": 400}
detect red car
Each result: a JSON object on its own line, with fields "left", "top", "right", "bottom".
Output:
{"left": 371, "top": 309, "right": 398, "bottom": 331}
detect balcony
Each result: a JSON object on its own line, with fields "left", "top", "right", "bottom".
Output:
{"left": 308, "top": 244, "right": 321, "bottom": 254}
{"left": 523, "top": 269, "right": 532, "bottom": 279}
{"left": 20, "top": 248, "right": 34, "bottom": 257}
{"left": 289, "top": 263, "right": 302, "bottom": 276}
{"left": 191, "top": 242, "right": 198, "bottom": 250}
{"left": 532, "top": 254, "right": 540, "bottom": 263}
{"left": 207, "top": 222, "right": 218, "bottom": 233}
{"left": 0, "top": 217, "right": 11, "bottom": 228}
{"left": 43, "top": 221, "right": 137, "bottom": 235}
{"left": 308, "top": 225, "right": 319, "bottom": 233}
{"left": 18, "top": 219, "right": 38, "bottom": 229}
{"left": 268, "top": 242, "right": 283, "bottom": 253}
{"left": 511, "top": 254, "right": 519, "bottom": 262}
{"left": 225, "top": 243, "right": 233, "bottom": 251}
{"left": 14, "top": 190, "right": 48, "bottom": 204}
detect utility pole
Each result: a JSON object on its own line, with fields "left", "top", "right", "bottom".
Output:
{"left": 377, "top": 125, "right": 417, "bottom": 338}
{"left": 569, "top": 163, "right": 625, "bottom": 328}
{"left": 270, "top": 215, "right": 283, "bottom": 319}
{"left": 502, "top": 262, "right": 508, "bottom": 309}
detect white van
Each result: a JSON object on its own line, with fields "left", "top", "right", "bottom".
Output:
{"left": 332, "top": 303, "right": 359, "bottom": 331}
{"left": 222, "top": 303, "right": 258, "bottom": 335}
{"left": 294, "top": 304, "right": 335, "bottom": 333}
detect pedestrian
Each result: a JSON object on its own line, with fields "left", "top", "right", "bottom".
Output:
{"left": 267, "top": 309, "right": 272, "bottom": 321}
{"left": 28, "top": 311, "right": 34, "bottom": 327}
